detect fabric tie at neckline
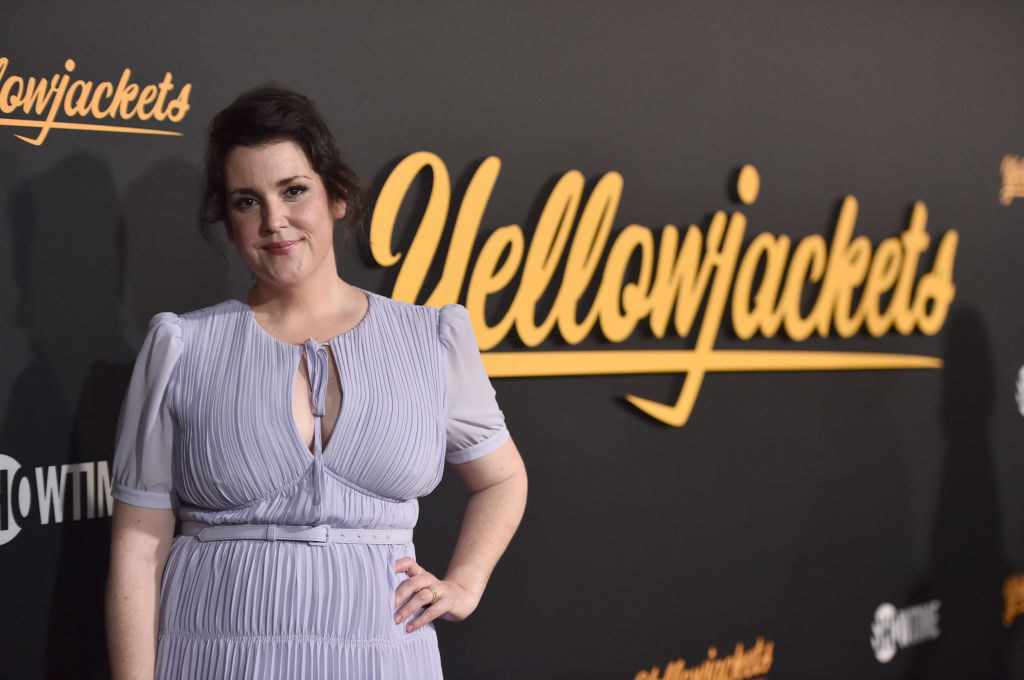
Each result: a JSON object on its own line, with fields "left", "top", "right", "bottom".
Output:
{"left": 302, "top": 338, "right": 329, "bottom": 517}
{"left": 302, "top": 338, "right": 329, "bottom": 417}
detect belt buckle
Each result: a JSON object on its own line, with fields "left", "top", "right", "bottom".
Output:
{"left": 307, "top": 524, "right": 331, "bottom": 546}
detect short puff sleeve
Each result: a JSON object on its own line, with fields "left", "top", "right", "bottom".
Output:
{"left": 111, "top": 312, "right": 183, "bottom": 509}
{"left": 439, "top": 303, "right": 510, "bottom": 464}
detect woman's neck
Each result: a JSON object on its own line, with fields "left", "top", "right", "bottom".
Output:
{"left": 250, "top": 275, "right": 347, "bottom": 317}
{"left": 247, "top": 265, "right": 368, "bottom": 344}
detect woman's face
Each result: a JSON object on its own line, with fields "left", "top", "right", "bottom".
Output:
{"left": 223, "top": 139, "right": 346, "bottom": 291}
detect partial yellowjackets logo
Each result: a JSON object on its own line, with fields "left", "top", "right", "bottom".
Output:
{"left": 0, "top": 57, "right": 191, "bottom": 145}
{"left": 371, "top": 152, "right": 959, "bottom": 427}
{"left": 1005, "top": 574, "right": 1024, "bottom": 627}
{"left": 633, "top": 637, "right": 774, "bottom": 680}
{"left": 1001, "top": 155, "right": 1024, "bottom": 205}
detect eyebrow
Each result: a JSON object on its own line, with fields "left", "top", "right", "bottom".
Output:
{"left": 228, "top": 174, "right": 313, "bottom": 196}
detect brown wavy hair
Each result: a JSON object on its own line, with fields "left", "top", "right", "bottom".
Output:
{"left": 199, "top": 85, "right": 368, "bottom": 246}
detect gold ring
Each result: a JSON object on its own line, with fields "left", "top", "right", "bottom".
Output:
{"left": 425, "top": 584, "right": 439, "bottom": 605}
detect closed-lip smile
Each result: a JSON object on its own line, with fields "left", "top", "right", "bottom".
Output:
{"left": 262, "top": 240, "right": 300, "bottom": 255}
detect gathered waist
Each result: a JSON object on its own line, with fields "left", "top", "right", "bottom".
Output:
{"left": 180, "top": 521, "right": 413, "bottom": 545}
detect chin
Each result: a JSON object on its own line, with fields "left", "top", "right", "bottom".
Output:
{"left": 261, "top": 272, "right": 310, "bottom": 289}
{"left": 246, "top": 255, "right": 301, "bottom": 280}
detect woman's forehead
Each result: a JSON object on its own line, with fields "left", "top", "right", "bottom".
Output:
{"left": 225, "top": 140, "right": 315, "bottom": 188}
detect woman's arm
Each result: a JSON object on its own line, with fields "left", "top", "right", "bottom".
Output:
{"left": 395, "top": 435, "right": 528, "bottom": 631}
{"left": 106, "top": 500, "right": 176, "bottom": 680}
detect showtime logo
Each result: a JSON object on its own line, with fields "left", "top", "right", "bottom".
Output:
{"left": 870, "top": 600, "right": 941, "bottom": 663}
{"left": 0, "top": 453, "right": 113, "bottom": 546}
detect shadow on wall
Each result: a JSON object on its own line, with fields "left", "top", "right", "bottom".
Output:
{"left": 1, "top": 152, "right": 134, "bottom": 680}
{"left": 0, "top": 152, "right": 32, "bottom": 422}
{"left": 775, "top": 363, "right": 916, "bottom": 678}
{"left": 1, "top": 151, "right": 279, "bottom": 679}
{"left": 122, "top": 158, "right": 249, "bottom": 328}
{"left": 906, "top": 306, "right": 1011, "bottom": 679}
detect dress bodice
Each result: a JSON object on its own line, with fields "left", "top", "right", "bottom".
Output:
{"left": 111, "top": 288, "right": 511, "bottom": 531}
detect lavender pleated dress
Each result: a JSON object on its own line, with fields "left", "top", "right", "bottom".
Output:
{"left": 111, "top": 288, "right": 510, "bottom": 679}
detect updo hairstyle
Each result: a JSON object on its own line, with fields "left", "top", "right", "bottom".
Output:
{"left": 199, "top": 85, "right": 368, "bottom": 245}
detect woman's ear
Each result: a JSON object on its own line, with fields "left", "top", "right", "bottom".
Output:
{"left": 331, "top": 198, "right": 347, "bottom": 220}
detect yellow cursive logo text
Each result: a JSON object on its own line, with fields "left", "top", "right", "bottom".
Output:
{"left": 0, "top": 57, "right": 191, "bottom": 145}
{"left": 370, "top": 152, "right": 958, "bottom": 426}
{"left": 634, "top": 638, "right": 774, "bottom": 680}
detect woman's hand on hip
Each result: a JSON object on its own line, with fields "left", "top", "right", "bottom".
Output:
{"left": 393, "top": 557, "right": 480, "bottom": 632}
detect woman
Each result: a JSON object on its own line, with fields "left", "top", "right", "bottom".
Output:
{"left": 105, "top": 86, "right": 528, "bottom": 679}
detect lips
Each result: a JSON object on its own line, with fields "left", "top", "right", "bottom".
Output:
{"left": 262, "top": 240, "right": 300, "bottom": 255}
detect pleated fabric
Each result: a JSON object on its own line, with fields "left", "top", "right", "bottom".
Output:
{"left": 112, "top": 287, "right": 511, "bottom": 679}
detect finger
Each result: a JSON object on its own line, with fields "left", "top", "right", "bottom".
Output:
{"left": 394, "top": 572, "right": 436, "bottom": 607}
{"left": 406, "top": 595, "right": 450, "bottom": 632}
{"left": 394, "top": 584, "right": 441, "bottom": 624}
{"left": 394, "top": 557, "right": 425, "bottom": 576}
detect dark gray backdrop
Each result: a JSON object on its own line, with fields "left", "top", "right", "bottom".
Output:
{"left": 2, "top": 1, "right": 1023, "bottom": 678}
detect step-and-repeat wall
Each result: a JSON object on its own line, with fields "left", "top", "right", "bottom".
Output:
{"left": 3, "top": 2, "right": 1024, "bottom": 678}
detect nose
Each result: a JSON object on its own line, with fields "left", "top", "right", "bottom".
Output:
{"left": 261, "top": 197, "right": 287, "bottom": 234}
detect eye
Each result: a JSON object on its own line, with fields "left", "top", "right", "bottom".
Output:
{"left": 284, "top": 184, "right": 309, "bottom": 199}
{"left": 232, "top": 196, "right": 258, "bottom": 211}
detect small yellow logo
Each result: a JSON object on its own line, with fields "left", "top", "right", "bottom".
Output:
{"left": 1004, "top": 573, "right": 1024, "bottom": 627}
{"left": 634, "top": 638, "right": 774, "bottom": 680}
{"left": 999, "top": 155, "right": 1024, "bottom": 206}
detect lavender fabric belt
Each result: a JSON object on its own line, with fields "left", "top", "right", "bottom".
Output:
{"left": 180, "top": 521, "right": 413, "bottom": 545}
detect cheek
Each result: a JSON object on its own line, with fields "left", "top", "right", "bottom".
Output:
{"left": 227, "top": 213, "right": 258, "bottom": 241}
{"left": 298, "top": 201, "right": 329, "bottom": 223}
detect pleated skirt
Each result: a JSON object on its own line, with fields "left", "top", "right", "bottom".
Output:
{"left": 154, "top": 535, "right": 443, "bottom": 679}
